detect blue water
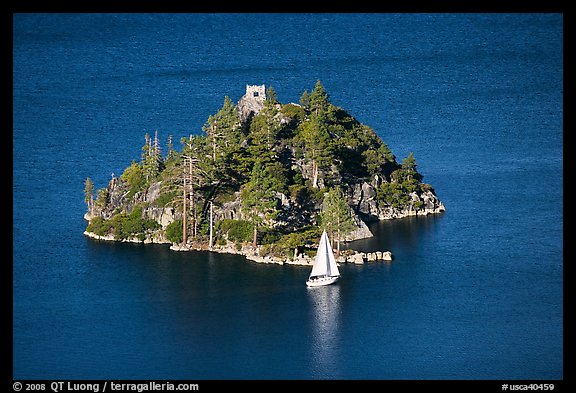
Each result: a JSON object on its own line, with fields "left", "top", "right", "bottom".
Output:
{"left": 13, "top": 13, "right": 563, "bottom": 379}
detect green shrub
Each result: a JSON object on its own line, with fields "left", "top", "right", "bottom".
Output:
{"left": 153, "top": 190, "right": 178, "bottom": 207}
{"left": 288, "top": 184, "right": 308, "bottom": 205}
{"left": 377, "top": 181, "right": 414, "bottom": 210}
{"left": 165, "top": 220, "right": 183, "bottom": 243}
{"left": 86, "top": 216, "right": 112, "bottom": 236}
{"left": 260, "top": 228, "right": 281, "bottom": 245}
{"left": 281, "top": 103, "right": 306, "bottom": 122}
{"left": 94, "top": 188, "right": 109, "bottom": 210}
{"left": 120, "top": 161, "right": 147, "bottom": 198}
{"left": 259, "top": 226, "right": 321, "bottom": 258}
{"left": 217, "top": 219, "right": 253, "bottom": 243}
{"left": 107, "top": 205, "right": 160, "bottom": 240}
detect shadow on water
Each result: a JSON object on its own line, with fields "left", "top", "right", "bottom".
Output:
{"left": 345, "top": 214, "right": 445, "bottom": 259}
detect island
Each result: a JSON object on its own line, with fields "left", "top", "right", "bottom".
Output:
{"left": 83, "top": 81, "right": 445, "bottom": 266}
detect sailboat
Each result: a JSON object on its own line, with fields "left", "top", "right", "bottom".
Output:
{"left": 306, "top": 230, "right": 340, "bottom": 287}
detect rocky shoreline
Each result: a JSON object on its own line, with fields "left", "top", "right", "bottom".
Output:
{"left": 170, "top": 242, "right": 393, "bottom": 266}
{"left": 84, "top": 230, "right": 392, "bottom": 266}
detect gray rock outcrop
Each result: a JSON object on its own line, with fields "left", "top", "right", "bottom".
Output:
{"left": 350, "top": 180, "right": 445, "bottom": 221}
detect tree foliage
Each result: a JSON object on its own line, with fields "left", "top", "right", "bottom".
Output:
{"left": 94, "top": 188, "right": 109, "bottom": 210}
{"left": 141, "top": 132, "right": 164, "bottom": 181}
{"left": 240, "top": 159, "right": 282, "bottom": 246}
{"left": 120, "top": 161, "right": 146, "bottom": 197}
{"left": 87, "top": 205, "right": 159, "bottom": 240}
{"left": 297, "top": 116, "right": 333, "bottom": 188}
{"left": 202, "top": 96, "right": 245, "bottom": 185}
{"left": 165, "top": 220, "right": 183, "bottom": 243}
{"left": 266, "top": 85, "right": 278, "bottom": 105}
{"left": 309, "top": 80, "right": 330, "bottom": 116}
{"left": 84, "top": 177, "right": 94, "bottom": 213}
{"left": 281, "top": 103, "right": 306, "bottom": 123}
{"left": 377, "top": 152, "right": 425, "bottom": 208}
{"left": 319, "top": 187, "right": 355, "bottom": 254}
{"left": 299, "top": 90, "right": 310, "bottom": 109}
{"left": 217, "top": 219, "right": 254, "bottom": 243}
{"left": 248, "top": 102, "right": 282, "bottom": 163}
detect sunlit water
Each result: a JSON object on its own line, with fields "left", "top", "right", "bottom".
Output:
{"left": 13, "top": 13, "right": 562, "bottom": 379}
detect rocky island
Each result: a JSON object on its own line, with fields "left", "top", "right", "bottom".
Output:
{"left": 83, "top": 81, "right": 445, "bottom": 265}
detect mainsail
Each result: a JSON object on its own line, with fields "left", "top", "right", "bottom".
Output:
{"left": 309, "top": 231, "right": 340, "bottom": 279}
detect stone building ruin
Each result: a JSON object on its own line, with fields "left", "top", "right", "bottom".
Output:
{"left": 237, "top": 84, "right": 266, "bottom": 122}
{"left": 245, "top": 84, "right": 266, "bottom": 100}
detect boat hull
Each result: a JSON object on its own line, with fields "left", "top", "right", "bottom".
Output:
{"left": 306, "top": 275, "right": 339, "bottom": 287}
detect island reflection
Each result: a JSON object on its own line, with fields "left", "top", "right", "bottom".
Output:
{"left": 307, "top": 284, "right": 342, "bottom": 378}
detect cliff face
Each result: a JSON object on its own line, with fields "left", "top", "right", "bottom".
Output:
{"left": 349, "top": 180, "right": 445, "bottom": 221}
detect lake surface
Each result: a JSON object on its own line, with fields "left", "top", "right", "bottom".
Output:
{"left": 12, "top": 13, "right": 563, "bottom": 379}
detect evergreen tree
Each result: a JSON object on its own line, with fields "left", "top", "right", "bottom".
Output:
{"left": 298, "top": 116, "right": 333, "bottom": 188}
{"left": 362, "top": 143, "right": 396, "bottom": 175}
{"left": 202, "top": 96, "right": 243, "bottom": 183}
{"left": 141, "top": 132, "right": 164, "bottom": 181}
{"left": 266, "top": 85, "right": 278, "bottom": 105}
{"left": 299, "top": 90, "right": 310, "bottom": 110}
{"left": 203, "top": 96, "right": 242, "bottom": 154}
{"left": 153, "top": 130, "right": 161, "bottom": 157}
{"left": 402, "top": 152, "right": 417, "bottom": 172}
{"left": 309, "top": 80, "right": 330, "bottom": 116}
{"left": 95, "top": 188, "right": 109, "bottom": 211}
{"left": 241, "top": 159, "right": 281, "bottom": 247}
{"left": 379, "top": 143, "right": 396, "bottom": 163}
{"left": 166, "top": 134, "right": 178, "bottom": 162}
{"left": 247, "top": 99, "right": 282, "bottom": 163}
{"left": 400, "top": 152, "right": 423, "bottom": 183}
{"left": 181, "top": 135, "right": 210, "bottom": 241}
{"left": 120, "top": 160, "right": 146, "bottom": 197}
{"left": 84, "top": 177, "right": 94, "bottom": 214}
{"left": 320, "top": 187, "right": 355, "bottom": 257}
{"left": 141, "top": 132, "right": 151, "bottom": 160}
{"left": 200, "top": 98, "right": 244, "bottom": 242}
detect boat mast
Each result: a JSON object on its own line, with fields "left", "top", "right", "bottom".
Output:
{"left": 325, "top": 234, "right": 332, "bottom": 277}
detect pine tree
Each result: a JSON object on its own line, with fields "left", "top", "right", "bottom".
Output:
{"left": 166, "top": 134, "right": 178, "bottom": 162}
{"left": 153, "top": 130, "right": 161, "bottom": 157}
{"left": 203, "top": 96, "right": 242, "bottom": 150}
{"left": 362, "top": 143, "right": 396, "bottom": 175}
{"left": 309, "top": 80, "right": 330, "bottom": 116}
{"left": 247, "top": 99, "right": 282, "bottom": 163}
{"left": 95, "top": 188, "right": 109, "bottom": 211}
{"left": 84, "top": 177, "right": 95, "bottom": 214}
{"left": 400, "top": 152, "right": 423, "bottom": 183}
{"left": 299, "top": 116, "right": 333, "bottom": 188}
{"left": 299, "top": 90, "right": 310, "bottom": 110}
{"left": 402, "top": 152, "right": 416, "bottom": 171}
{"left": 241, "top": 160, "right": 281, "bottom": 247}
{"left": 320, "top": 187, "right": 355, "bottom": 257}
{"left": 182, "top": 135, "right": 208, "bottom": 241}
{"left": 141, "top": 132, "right": 164, "bottom": 181}
{"left": 202, "top": 96, "right": 243, "bottom": 182}
{"left": 266, "top": 85, "right": 278, "bottom": 105}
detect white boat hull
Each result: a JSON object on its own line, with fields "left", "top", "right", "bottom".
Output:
{"left": 306, "top": 275, "right": 339, "bottom": 287}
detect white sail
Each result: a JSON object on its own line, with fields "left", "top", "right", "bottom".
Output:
{"left": 309, "top": 231, "right": 340, "bottom": 279}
